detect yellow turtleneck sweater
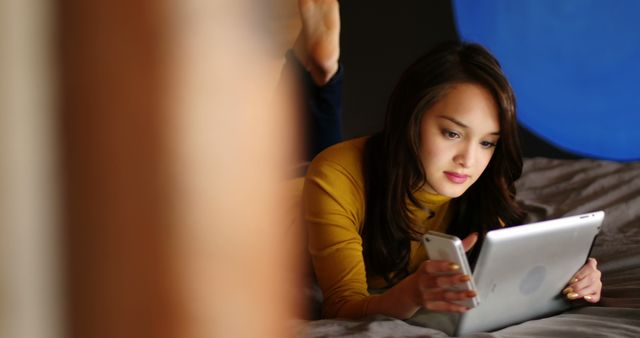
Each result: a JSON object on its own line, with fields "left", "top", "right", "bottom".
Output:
{"left": 303, "top": 137, "right": 452, "bottom": 319}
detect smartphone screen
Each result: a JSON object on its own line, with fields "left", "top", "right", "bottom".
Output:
{"left": 422, "top": 231, "right": 479, "bottom": 308}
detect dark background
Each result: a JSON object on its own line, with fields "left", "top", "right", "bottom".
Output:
{"left": 338, "top": 0, "right": 578, "bottom": 159}
{"left": 340, "top": 0, "right": 457, "bottom": 139}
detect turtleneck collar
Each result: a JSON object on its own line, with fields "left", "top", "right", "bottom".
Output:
{"left": 413, "top": 188, "right": 451, "bottom": 208}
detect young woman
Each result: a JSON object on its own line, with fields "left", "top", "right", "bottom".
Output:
{"left": 303, "top": 42, "right": 602, "bottom": 320}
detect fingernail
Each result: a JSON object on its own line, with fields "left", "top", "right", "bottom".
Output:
{"left": 460, "top": 275, "right": 471, "bottom": 282}
{"left": 466, "top": 290, "right": 477, "bottom": 297}
{"left": 570, "top": 277, "right": 579, "bottom": 284}
{"left": 567, "top": 292, "right": 580, "bottom": 300}
{"left": 584, "top": 295, "right": 593, "bottom": 301}
{"left": 562, "top": 287, "right": 573, "bottom": 295}
{"left": 450, "top": 263, "right": 460, "bottom": 271}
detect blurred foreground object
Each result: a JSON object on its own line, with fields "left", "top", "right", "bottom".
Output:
{"left": 165, "top": 0, "right": 302, "bottom": 337}
{"left": 58, "top": 0, "right": 301, "bottom": 337}
{"left": 1, "top": 0, "right": 62, "bottom": 337}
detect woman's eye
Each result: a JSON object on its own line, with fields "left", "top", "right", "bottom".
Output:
{"left": 480, "top": 141, "right": 497, "bottom": 149}
{"left": 443, "top": 129, "right": 460, "bottom": 139}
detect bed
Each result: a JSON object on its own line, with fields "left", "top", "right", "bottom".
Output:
{"left": 293, "top": 135, "right": 640, "bottom": 337}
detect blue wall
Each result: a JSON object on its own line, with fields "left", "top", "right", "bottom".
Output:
{"left": 454, "top": 0, "right": 640, "bottom": 161}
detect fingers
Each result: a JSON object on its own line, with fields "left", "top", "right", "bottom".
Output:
{"left": 424, "top": 301, "right": 469, "bottom": 313}
{"left": 416, "top": 260, "right": 476, "bottom": 312}
{"left": 572, "top": 273, "right": 601, "bottom": 294}
{"left": 563, "top": 258, "right": 602, "bottom": 303}
{"left": 420, "top": 274, "right": 472, "bottom": 290}
{"left": 573, "top": 258, "right": 598, "bottom": 280}
{"left": 461, "top": 232, "right": 478, "bottom": 252}
{"left": 422, "top": 289, "right": 477, "bottom": 303}
{"left": 563, "top": 277, "right": 602, "bottom": 303}
{"left": 421, "top": 289, "right": 475, "bottom": 312}
{"left": 563, "top": 286, "right": 601, "bottom": 303}
{"left": 418, "top": 260, "right": 472, "bottom": 287}
{"left": 421, "top": 259, "right": 462, "bottom": 274}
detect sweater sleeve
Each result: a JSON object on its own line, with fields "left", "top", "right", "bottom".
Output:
{"left": 303, "top": 143, "right": 374, "bottom": 318}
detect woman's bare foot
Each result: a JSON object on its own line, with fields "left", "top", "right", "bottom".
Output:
{"left": 294, "top": 0, "right": 340, "bottom": 85}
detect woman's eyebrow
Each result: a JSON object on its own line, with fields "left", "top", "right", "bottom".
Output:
{"left": 437, "top": 115, "right": 468, "bottom": 129}
{"left": 437, "top": 115, "right": 500, "bottom": 135}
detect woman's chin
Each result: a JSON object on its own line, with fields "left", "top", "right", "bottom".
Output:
{"left": 433, "top": 184, "right": 467, "bottom": 198}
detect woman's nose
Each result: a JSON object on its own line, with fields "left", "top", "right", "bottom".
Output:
{"left": 454, "top": 144, "right": 474, "bottom": 168}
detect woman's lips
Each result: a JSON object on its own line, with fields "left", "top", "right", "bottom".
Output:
{"left": 444, "top": 171, "right": 469, "bottom": 184}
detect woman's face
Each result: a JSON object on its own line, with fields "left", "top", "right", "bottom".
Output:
{"left": 419, "top": 83, "right": 500, "bottom": 197}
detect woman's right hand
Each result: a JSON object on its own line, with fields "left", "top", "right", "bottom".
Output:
{"left": 414, "top": 259, "right": 476, "bottom": 312}
{"left": 414, "top": 233, "right": 479, "bottom": 312}
{"left": 369, "top": 233, "right": 479, "bottom": 319}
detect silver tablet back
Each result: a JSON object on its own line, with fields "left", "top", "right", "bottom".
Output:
{"left": 456, "top": 211, "right": 603, "bottom": 336}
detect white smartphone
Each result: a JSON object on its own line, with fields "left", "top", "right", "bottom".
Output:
{"left": 422, "top": 231, "right": 479, "bottom": 308}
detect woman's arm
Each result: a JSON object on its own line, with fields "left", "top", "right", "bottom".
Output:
{"left": 304, "top": 143, "right": 477, "bottom": 319}
{"left": 304, "top": 147, "right": 376, "bottom": 318}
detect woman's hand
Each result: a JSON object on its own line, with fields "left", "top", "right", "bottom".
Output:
{"left": 414, "top": 233, "right": 479, "bottom": 312}
{"left": 368, "top": 233, "right": 479, "bottom": 319}
{"left": 414, "top": 260, "right": 475, "bottom": 312}
{"left": 562, "top": 257, "right": 602, "bottom": 303}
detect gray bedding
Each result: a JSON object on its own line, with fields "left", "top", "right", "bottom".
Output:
{"left": 297, "top": 157, "right": 640, "bottom": 337}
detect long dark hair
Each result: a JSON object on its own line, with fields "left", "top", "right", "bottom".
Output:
{"left": 361, "top": 42, "right": 525, "bottom": 285}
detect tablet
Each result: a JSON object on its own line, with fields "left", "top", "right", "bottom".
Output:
{"left": 456, "top": 211, "right": 603, "bottom": 335}
{"left": 409, "top": 211, "right": 604, "bottom": 336}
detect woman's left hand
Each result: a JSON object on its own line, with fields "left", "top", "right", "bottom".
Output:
{"left": 562, "top": 257, "right": 602, "bottom": 303}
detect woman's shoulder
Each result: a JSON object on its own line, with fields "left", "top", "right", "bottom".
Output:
{"left": 303, "top": 137, "right": 369, "bottom": 228}
{"left": 307, "top": 136, "right": 369, "bottom": 176}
